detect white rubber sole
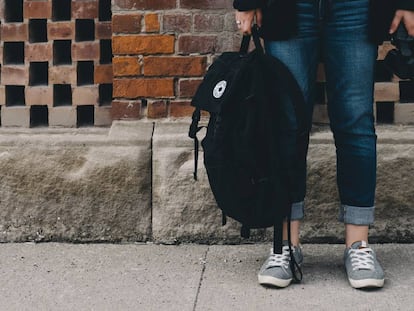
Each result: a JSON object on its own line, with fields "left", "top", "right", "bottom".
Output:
{"left": 258, "top": 275, "right": 292, "bottom": 288}
{"left": 349, "top": 278, "right": 385, "bottom": 289}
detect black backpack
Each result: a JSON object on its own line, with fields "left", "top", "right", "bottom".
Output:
{"left": 189, "top": 27, "right": 307, "bottom": 279}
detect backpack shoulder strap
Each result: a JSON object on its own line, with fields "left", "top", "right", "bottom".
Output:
{"left": 188, "top": 108, "right": 206, "bottom": 180}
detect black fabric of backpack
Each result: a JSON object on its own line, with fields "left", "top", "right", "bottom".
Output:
{"left": 189, "top": 26, "right": 306, "bottom": 281}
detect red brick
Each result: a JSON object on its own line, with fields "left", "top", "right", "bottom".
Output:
{"left": 1, "top": 23, "right": 28, "bottom": 41}
{"left": 24, "top": 1, "right": 52, "bottom": 19}
{"left": 162, "top": 14, "right": 192, "bottom": 33}
{"left": 147, "top": 100, "right": 168, "bottom": 118}
{"left": 178, "top": 79, "right": 203, "bottom": 98}
{"left": 112, "top": 13, "right": 142, "bottom": 33}
{"left": 113, "top": 57, "right": 141, "bottom": 77}
{"left": 26, "top": 43, "right": 53, "bottom": 62}
{"left": 25, "top": 86, "right": 53, "bottom": 107}
{"left": 1, "top": 66, "right": 29, "bottom": 85}
{"left": 95, "top": 106, "right": 113, "bottom": 126}
{"left": 113, "top": 35, "right": 175, "bottom": 55}
{"left": 72, "top": 42, "right": 100, "bottom": 61}
{"left": 49, "top": 106, "right": 77, "bottom": 127}
{"left": 112, "top": 100, "right": 141, "bottom": 119}
{"left": 216, "top": 33, "right": 243, "bottom": 53}
{"left": 145, "top": 13, "right": 160, "bottom": 33}
{"left": 72, "top": 86, "right": 99, "bottom": 105}
{"left": 194, "top": 14, "right": 224, "bottom": 32}
{"left": 180, "top": 0, "right": 233, "bottom": 9}
{"left": 94, "top": 64, "right": 113, "bottom": 84}
{"left": 72, "top": 1, "right": 99, "bottom": 19}
{"left": 1, "top": 107, "right": 31, "bottom": 127}
{"left": 178, "top": 35, "right": 217, "bottom": 54}
{"left": 96, "top": 22, "right": 112, "bottom": 39}
{"left": 144, "top": 56, "right": 207, "bottom": 76}
{"left": 113, "top": 78, "right": 174, "bottom": 98}
{"left": 0, "top": 86, "right": 5, "bottom": 106}
{"left": 0, "top": 2, "right": 4, "bottom": 20}
{"left": 47, "top": 22, "right": 75, "bottom": 40}
{"left": 180, "top": 0, "right": 232, "bottom": 9}
{"left": 170, "top": 100, "right": 194, "bottom": 117}
{"left": 113, "top": 0, "right": 176, "bottom": 10}
{"left": 49, "top": 66, "right": 77, "bottom": 84}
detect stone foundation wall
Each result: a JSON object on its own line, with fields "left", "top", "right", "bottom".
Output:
{"left": 1, "top": 122, "right": 413, "bottom": 243}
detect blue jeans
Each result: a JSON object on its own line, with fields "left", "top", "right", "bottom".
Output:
{"left": 265, "top": 0, "right": 378, "bottom": 225}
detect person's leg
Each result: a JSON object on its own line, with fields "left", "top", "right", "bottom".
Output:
{"left": 345, "top": 224, "right": 369, "bottom": 248}
{"left": 265, "top": 0, "right": 320, "bottom": 247}
{"left": 322, "top": 0, "right": 377, "bottom": 240}
{"left": 282, "top": 220, "right": 301, "bottom": 246}
{"left": 322, "top": 0, "right": 384, "bottom": 288}
{"left": 257, "top": 0, "right": 320, "bottom": 288}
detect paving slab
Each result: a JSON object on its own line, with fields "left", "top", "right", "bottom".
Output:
{"left": 0, "top": 243, "right": 207, "bottom": 311}
{"left": 196, "top": 244, "right": 414, "bottom": 311}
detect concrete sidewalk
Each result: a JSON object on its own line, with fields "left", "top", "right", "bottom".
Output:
{"left": 0, "top": 243, "right": 412, "bottom": 311}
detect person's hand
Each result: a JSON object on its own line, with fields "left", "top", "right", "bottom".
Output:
{"left": 235, "top": 9, "right": 262, "bottom": 35}
{"left": 390, "top": 10, "right": 414, "bottom": 36}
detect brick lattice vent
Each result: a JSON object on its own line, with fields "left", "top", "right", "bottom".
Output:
{"left": 0, "top": 0, "right": 113, "bottom": 127}
{"left": 112, "top": 1, "right": 414, "bottom": 124}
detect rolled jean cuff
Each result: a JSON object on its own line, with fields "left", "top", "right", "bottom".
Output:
{"left": 338, "top": 204, "right": 375, "bottom": 225}
{"left": 290, "top": 201, "right": 304, "bottom": 221}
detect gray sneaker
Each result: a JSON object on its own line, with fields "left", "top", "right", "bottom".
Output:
{"left": 344, "top": 241, "right": 385, "bottom": 289}
{"left": 258, "top": 243, "right": 303, "bottom": 288}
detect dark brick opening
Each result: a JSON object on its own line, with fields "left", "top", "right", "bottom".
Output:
{"left": 29, "top": 62, "right": 49, "bottom": 86}
{"left": 6, "top": 86, "right": 25, "bottom": 106}
{"left": 53, "top": 40, "right": 72, "bottom": 65}
{"left": 399, "top": 81, "right": 414, "bottom": 103}
{"left": 376, "top": 102, "right": 394, "bottom": 124}
{"left": 77, "top": 61, "right": 95, "bottom": 86}
{"left": 30, "top": 106, "right": 49, "bottom": 127}
{"left": 77, "top": 105, "right": 95, "bottom": 127}
{"left": 99, "top": 0, "right": 112, "bottom": 21}
{"left": 99, "top": 84, "right": 113, "bottom": 106}
{"left": 52, "top": 0, "right": 71, "bottom": 21}
{"left": 374, "top": 60, "right": 393, "bottom": 82}
{"left": 100, "top": 40, "right": 112, "bottom": 64}
{"left": 3, "top": 42, "right": 25, "bottom": 65}
{"left": 5, "top": 0, "right": 23, "bottom": 23}
{"left": 29, "top": 19, "right": 48, "bottom": 43}
{"left": 53, "top": 84, "right": 72, "bottom": 106}
{"left": 75, "top": 19, "right": 95, "bottom": 42}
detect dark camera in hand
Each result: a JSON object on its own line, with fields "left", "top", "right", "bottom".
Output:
{"left": 384, "top": 24, "right": 414, "bottom": 80}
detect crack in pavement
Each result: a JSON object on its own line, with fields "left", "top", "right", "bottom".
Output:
{"left": 193, "top": 246, "right": 209, "bottom": 311}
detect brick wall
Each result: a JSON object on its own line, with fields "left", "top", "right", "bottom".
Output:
{"left": 111, "top": 0, "right": 241, "bottom": 120}
{"left": 111, "top": 1, "right": 414, "bottom": 124}
{"left": 0, "top": 1, "right": 413, "bottom": 127}
{"left": 0, "top": 0, "right": 113, "bottom": 127}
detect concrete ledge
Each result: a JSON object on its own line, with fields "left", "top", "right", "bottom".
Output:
{"left": 153, "top": 122, "right": 414, "bottom": 244}
{"left": 0, "top": 121, "right": 153, "bottom": 242}
{"left": 0, "top": 121, "right": 413, "bottom": 243}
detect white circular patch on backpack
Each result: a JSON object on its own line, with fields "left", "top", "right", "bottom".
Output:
{"left": 213, "top": 80, "right": 227, "bottom": 99}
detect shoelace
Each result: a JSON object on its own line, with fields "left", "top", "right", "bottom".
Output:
{"left": 266, "top": 246, "right": 291, "bottom": 269}
{"left": 349, "top": 248, "right": 375, "bottom": 271}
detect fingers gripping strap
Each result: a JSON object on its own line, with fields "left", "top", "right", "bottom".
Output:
{"left": 239, "top": 24, "right": 264, "bottom": 55}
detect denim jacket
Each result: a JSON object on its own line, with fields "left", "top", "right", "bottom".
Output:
{"left": 233, "top": 0, "right": 414, "bottom": 44}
